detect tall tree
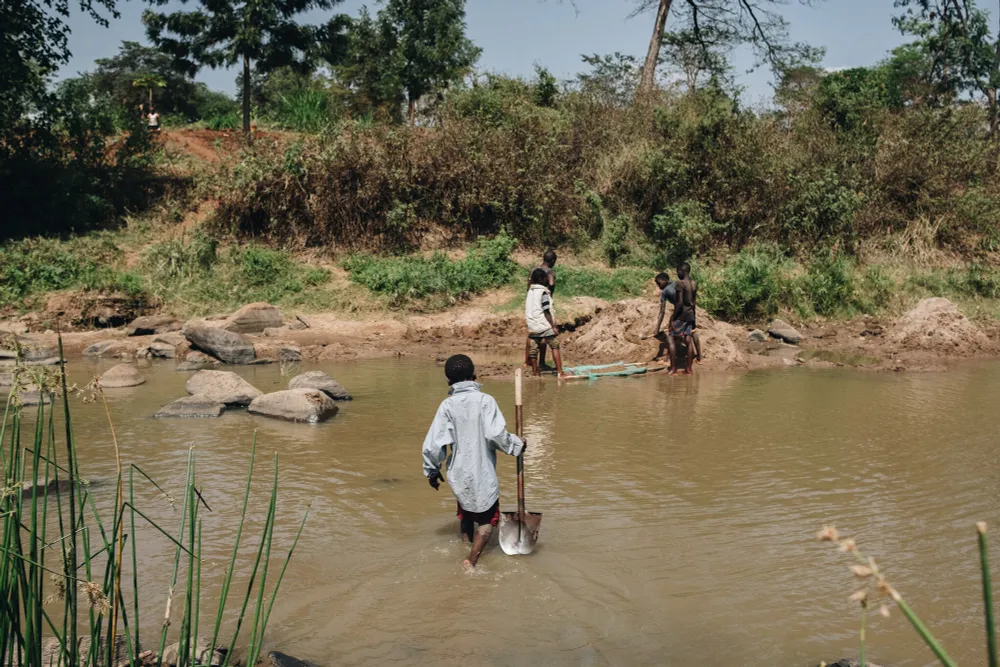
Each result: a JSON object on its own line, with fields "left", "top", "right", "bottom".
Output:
{"left": 894, "top": 0, "right": 1000, "bottom": 135}
{"left": 143, "top": 0, "right": 343, "bottom": 137}
{"left": 633, "top": 0, "right": 824, "bottom": 98}
{"left": 1, "top": 0, "right": 117, "bottom": 136}
{"left": 90, "top": 42, "right": 200, "bottom": 117}
{"left": 660, "top": 27, "right": 734, "bottom": 92}
{"left": 375, "top": 0, "right": 481, "bottom": 125}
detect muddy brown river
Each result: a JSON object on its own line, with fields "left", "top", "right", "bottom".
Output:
{"left": 27, "top": 358, "right": 1000, "bottom": 666}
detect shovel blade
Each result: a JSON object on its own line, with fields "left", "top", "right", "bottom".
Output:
{"left": 498, "top": 511, "right": 542, "bottom": 555}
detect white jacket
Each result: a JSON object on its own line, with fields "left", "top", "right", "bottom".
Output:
{"left": 525, "top": 284, "right": 554, "bottom": 335}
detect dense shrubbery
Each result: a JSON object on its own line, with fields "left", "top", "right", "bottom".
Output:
{"left": 209, "top": 70, "right": 1000, "bottom": 264}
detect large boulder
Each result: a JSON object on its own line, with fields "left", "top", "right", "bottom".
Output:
{"left": 249, "top": 388, "right": 338, "bottom": 423}
{"left": 768, "top": 319, "right": 803, "bottom": 345}
{"left": 126, "top": 314, "right": 182, "bottom": 336}
{"left": 267, "top": 652, "right": 310, "bottom": 667}
{"left": 0, "top": 337, "right": 58, "bottom": 362}
{"left": 288, "top": 370, "right": 352, "bottom": 400}
{"left": 223, "top": 303, "right": 282, "bottom": 334}
{"left": 184, "top": 370, "right": 262, "bottom": 406}
{"left": 175, "top": 351, "right": 221, "bottom": 372}
{"left": 146, "top": 342, "right": 177, "bottom": 359}
{"left": 185, "top": 326, "right": 256, "bottom": 365}
{"left": 98, "top": 363, "right": 145, "bottom": 388}
{"left": 155, "top": 395, "right": 225, "bottom": 418}
{"left": 20, "top": 388, "right": 52, "bottom": 406}
{"left": 153, "top": 332, "right": 187, "bottom": 346}
{"left": 82, "top": 339, "right": 134, "bottom": 358}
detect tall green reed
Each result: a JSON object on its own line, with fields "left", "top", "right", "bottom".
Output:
{"left": 817, "top": 524, "right": 1000, "bottom": 667}
{"left": 0, "top": 337, "right": 307, "bottom": 667}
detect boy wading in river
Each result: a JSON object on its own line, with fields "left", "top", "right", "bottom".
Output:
{"left": 647, "top": 271, "right": 702, "bottom": 367}
{"left": 667, "top": 262, "right": 698, "bottom": 375}
{"left": 525, "top": 268, "right": 569, "bottom": 378}
{"left": 422, "top": 355, "right": 526, "bottom": 569}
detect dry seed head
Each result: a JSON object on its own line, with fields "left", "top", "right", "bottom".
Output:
{"left": 850, "top": 565, "right": 874, "bottom": 578}
{"left": 79, "top": 581, "right": 111, "bottom": 614}
{"left": 879, "top": 604, "right": 891, "bottom": 618}
{"left": 849, "top": 589, "right": 868, "bottom": 603}
{"left": 839, "top": 539, "right": 856, "bottom": 553}
{"left": 817, "top": 526, "right": 840, "bottom": 542}
{"left": 45, "top": 574, "right": 67, "bottom": 604}
{"left": 979, "top": 521, "right": 988, "bottom": 535}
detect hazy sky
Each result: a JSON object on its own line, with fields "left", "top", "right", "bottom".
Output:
{"left": 59, "top": 0, "right": 908, "bottom": 103}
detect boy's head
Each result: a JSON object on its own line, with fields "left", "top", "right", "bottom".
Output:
{"left": 654, "top": 272, "right": 670, "bottom": 289}
{"left": 676, "top": 262, "right": 691, "bottom": 280}
{"left": 530, "top": 267, "right": 550, "bottom": 286}
{"left": 543, "top": 250, "right": 557, "bottom": 267}
{"left": 445, "top": 354, "right": 476, "bottom": 385}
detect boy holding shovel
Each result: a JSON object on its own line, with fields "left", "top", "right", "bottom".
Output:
{"left": 423, "top": 354, "right": 525, "bottom": 569}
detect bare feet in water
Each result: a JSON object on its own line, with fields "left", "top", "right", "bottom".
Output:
{"left": 462, "top": 559, "right": 474, "bottom": 570}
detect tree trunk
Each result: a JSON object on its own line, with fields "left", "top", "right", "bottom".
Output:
{"left": 408, "top": 95, "right": 416, "bottom": 126}
{"left": 989, "top": 88, "right": 998, "bottom": 138}
{"left": 148, "top": 87, "right": 153, "bottom": 108}
{"left": 242, "top": 53, "right": 252, "bottom": 140}
{"left": 638, "top": 0, "right": 673, "bottom": 98}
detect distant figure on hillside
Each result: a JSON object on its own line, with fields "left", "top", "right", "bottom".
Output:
{"left": 525, "top": 268, "right": 568, "bottom": 378}
{"left": 524, "top": 250, "right": 558, "bottom": 369}
{"left": 147, "top": 107, "right": 160, "bottom": 133}
{"left": 422, "top": 354, "right": 525, "bottom": 569}
{"left": 668, "top": 262, "right": 698, "bottom": 375}
{"left": 646, "top": 271, "right": 702, "bottom": 367}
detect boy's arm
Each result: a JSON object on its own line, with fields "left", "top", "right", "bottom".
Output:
{"left": 651, "top": 300, "right": 666, "bottom": 337}
{"left": 482, "top": 396, "right": 524, "bottom": 457}
{"left": 422, "top": 405, "right": 454, "bottom": 481}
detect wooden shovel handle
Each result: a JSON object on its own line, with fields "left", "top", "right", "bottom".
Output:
{"left": 514, "top": 369, "right": 526, "bottom": 519}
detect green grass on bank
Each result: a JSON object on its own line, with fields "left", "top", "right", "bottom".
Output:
{"left": 6, "top": 230, "right": 1000, "bottom": 323}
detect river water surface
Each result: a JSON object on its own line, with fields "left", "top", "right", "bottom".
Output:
{"left": 37, "top": 358, "right": 1000, "bottom": 667}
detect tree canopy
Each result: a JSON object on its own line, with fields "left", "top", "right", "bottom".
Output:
{"left": 143, "top": 0, "right": 343, "bottom": 136}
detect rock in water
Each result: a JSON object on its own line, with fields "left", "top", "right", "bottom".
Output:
{"left": 223, "top": 302, "right": 282, "bottom": 334}
{"left": 267, "top": 652, "right": 311, "bottom": 667}
{"left": 21, "top": 479, "right": 73, "bottom": 500}
{"left": 155, "top": 395, "right": 225, "bottom": 418}
{"left": 20, "top": 389, "right": 52, "bottom": 406}
{"left": 147, "top": 341, "right": 177, "bottom": 359}
{"left": 161, "top": 637, "right": 224, "bottom": 667}
{"left": 288, "top": 370, "right": 352, "bottom": 400}
{"left": 747, "top": 329, "right": 767, "bottom": 342}
{"left": 126, "top": 314, "right": 182, "bottom": 336}
{"left": 249, "top": 388, "right": 338, "bottom": 423}
{"left": 153, "top": 331, "right": 186, "bottom": 346}
{"left": 82, "top": 339, "right": 134, "bottom": 358}
{"left": 98, "top": 364, "right": 145, "bottom": 388}
{"left": 278, "top": 346, "right": 302, "bottom": 362}
{"left": 185, "top": 326, "right": 256, "bottom": 365}
{"left": 184, "top": 370, "right": 262, "bottom": 406}
{"left": 768, "top": 319, "right": 803, "bottom": 345}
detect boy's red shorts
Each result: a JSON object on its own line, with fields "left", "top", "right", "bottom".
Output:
{"left": 456, "top": 500, "right": 500, "bottom": 527}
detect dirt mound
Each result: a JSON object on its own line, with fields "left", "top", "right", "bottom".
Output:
{"left": 887, "top": 298, "right": 994, "bottom": 356}
{"left": 564, "top": 299, "right": 746, "bottom": 370}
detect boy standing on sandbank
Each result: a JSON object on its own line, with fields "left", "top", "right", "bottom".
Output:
{"left": 525, "top": 268, "right": 569, "bottom": 378}
{"left": 647, "top": 271, "right": 702, "bottom": 366}
{"left": 422, "top": 355, "right": 525, "bottom": 569}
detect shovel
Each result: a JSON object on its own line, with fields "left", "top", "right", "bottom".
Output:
{"left": 499, "top": 368, "right": 542, "bottom": 555}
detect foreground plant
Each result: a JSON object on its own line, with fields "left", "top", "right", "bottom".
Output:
{"left": 818, "top": 523, "right": 1000, "bottom": 667}
{"left": 0, "top": 339, "right": 307, "bottom": 667}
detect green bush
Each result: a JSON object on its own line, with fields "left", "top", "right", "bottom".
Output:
{"left": 0, "top": 237, "right": 151, "bottom": 308}
{"left": 701, "top": 245, "right": 789, "bottom": 321}
{"left": 649, "top": 201, "right": 715, "bottom": 267}
{"left": 800, "top": 251, "right": 856, "bottom": 317}
{"left": 206, "top": 112, "right": 240, "bottom": 131}
{"left": 343, "top": 233, "right": 518, "bottom": 305}
{"left": 858, "top": 265, "right": 895, "bottom": 313}
{"left": 602, "top": 214, "right": 630, "bottom": 267}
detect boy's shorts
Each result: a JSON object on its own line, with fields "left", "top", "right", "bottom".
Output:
{"left": 670, "top": 320, "right": 694, "bottom": 338}
{"left": 457, "top": 500, "right": 500, "bottom": 527}
{"left": 528, "top": 330, "right": 559, "bottom": 359}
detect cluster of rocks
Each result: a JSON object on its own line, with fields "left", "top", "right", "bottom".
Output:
{"left": 746, "top": 319, "right": 803, "bottom": 345}
{"left": 155, "top": 369, "right": 351, "bottom": 423}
